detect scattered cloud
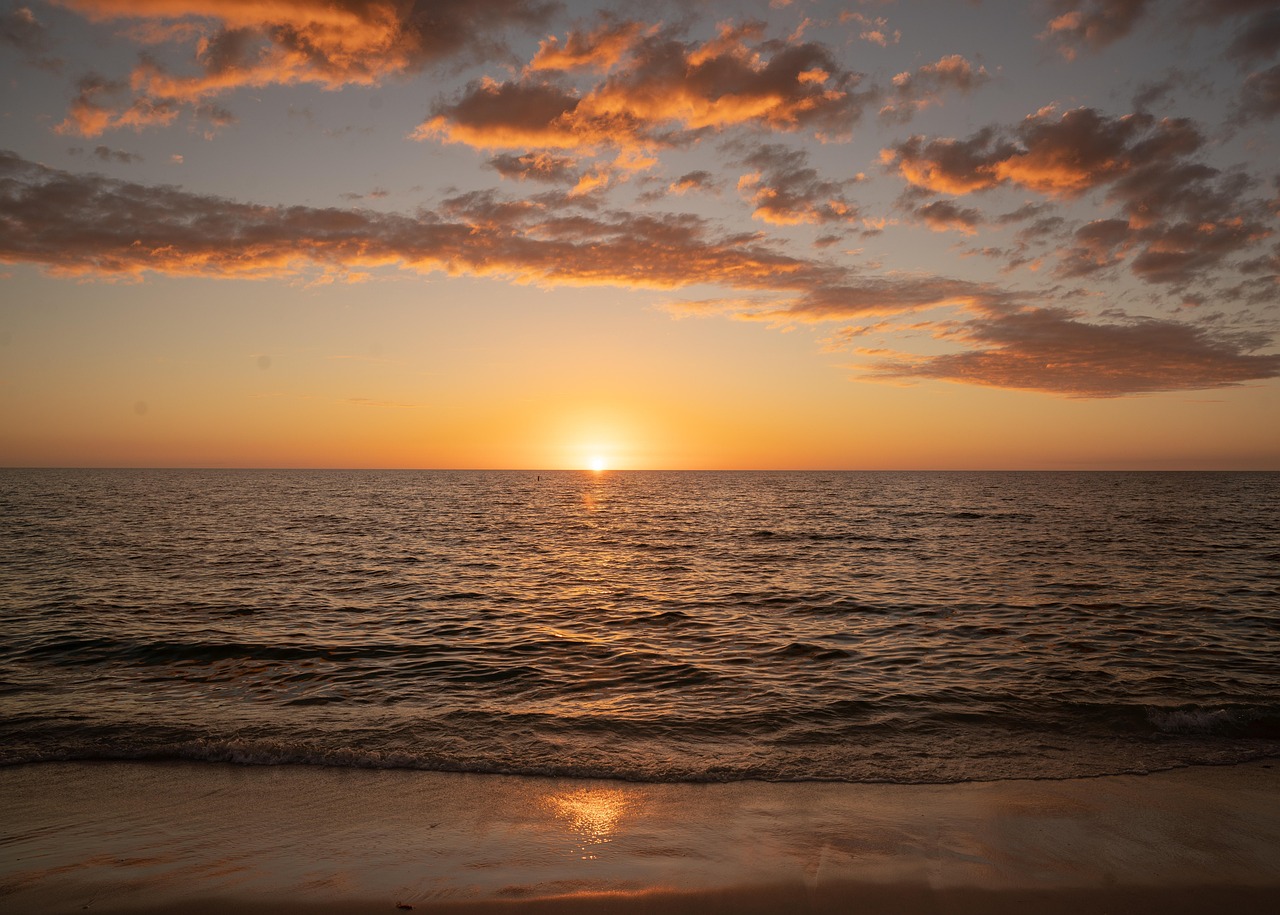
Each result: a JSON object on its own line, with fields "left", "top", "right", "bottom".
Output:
{"left": 885, "top": 107, "right": 1201, "bottom": 198}
{"left": 1, "top": 3, "right": 60, "bottom": 69}
{"left": 487, "top": 151, "right": 579, "bottom": 183}
{"left": 865, "top": 306, "right": 1280, "bottom": 397}
{"left": 1234, "top": 64, "right": 1280, "bottom": 121}
{"left": 55, "top": 72, "right": 178, "bottom": 136}
{"left": 416, "top": 23, "right": 872, "bottom": 154}
{"left": 1224, "top": 8, "right": 1280, "bottom": 64}
{"left": 1039, "top": 0, "right": 1152, "bottom": 60}
{"left": 93, "top": 144, "right": 141, "bottom": 163}
{"left": 736, "top": 145, "right": 861, "bottom": 226}
{"left": 339, "top": 187, "right": 390, "bottom": 201}
{"left": 527, "top": 16, "right": 651, "bottom": 72}
{"left": 1053, "top": 218, "right": 1134, "bottom": 277}
{"left": 879, "top": 54, "right": 991, "bottom": 124}
{"left": 414, "top": 77, "right": 600, "bottom": 151}
{"left": 49, "top": 0, "right": 557, "bottom": 135}
{"left": 764, "top": 276, "right": 1019, "bottom": 323}
{"left": 914, "top": 199, "right": 982, "bottom": 234}
{"left": 884, "top": 106, "right": 1276, "bottom": 286}
{"left": 2, "top": 150, "right": 1272, "bottom": 399}
{"left": 0, "top": 150, "right": 836, "bottom": 293}
{"left": 839, "top": 10, "right": 900, "bottom": 48}
{"left": 667, "top": 170, "right": 717, "bottom": 196}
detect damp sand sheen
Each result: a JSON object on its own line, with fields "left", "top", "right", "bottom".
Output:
{"left": 3, "top": 760, "right": 1279, "bottom": 913}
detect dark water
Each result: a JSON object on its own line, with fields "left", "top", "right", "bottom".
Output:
{"left": 1, "top": 469, "right": 1277, "bottom": 783}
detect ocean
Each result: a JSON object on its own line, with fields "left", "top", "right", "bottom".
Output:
{"left": 2, "top": 469, "right": 1277, "bottom": 783}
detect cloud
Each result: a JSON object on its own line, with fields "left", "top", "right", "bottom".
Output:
{"left": 1039, "top": 0, "right": 1152, "bottom": 60}
{"left": 5, "top": 150, "right": 1272, "bottom": 399}
{"left": 1234, "top": 63, "right": 1280, "bottom": 121}
{"left": 339, "top": 187, "right": 390, "bottom": 201}
{"left": 1, "top": 3, "right": 60, "bottom": 69}
{"left": 50, "top": 0, "right": 557, "bottom": 134}
{"left": 838, "top": 10, "right": 900, "bottom": 47}
{"left": 0, "top": 149, "right": 839, "bottom": 293}
{"left": 667, "top": 170, "right": 717, "bottom": 195}
{"left": 888, "top": 106, "right": 1277, "bottom": 286}
{"left": 587, "top": 24, "right": 870, "bottom": 138}
{"left": 1104, "top": 159, "right": 1273, "bottom": 285}
{"left": 487, "top": 151, "right": 579, "bottom": 183}
{"left": 527, "top": 16, "right": 650, "bottom": 72}
{"left": 92, "top": 145, "right": 142, "bottom": 163}
{"left": 914, "top": 199, "right": 982, "bottom": 234}
{"left": 1127, "top": 214, "right": 1271, "bottom": 284}
{"left": 866, "top": 306, "right": 1280, "bottom": 397}
{"left": 766, "top": 276, "right": 1017, "bottom": 322}
{"left": 1053, "top": 218, "right": 1133, "bottom": 277}
{"left": 416, "top": 23, "right": 872, "bottom": 153}
{"left": 881, "top": 126, "right": 1014, "bottom": 195}
{"left": 635, "top": 169, "right": 719, "bottom": 204}
{"left": 736, "top": 145, "right": 861, "bottom": 225}
{"left": 885, "top": 107, "right": 1203, "bottom": 200}
{"left": 1224, "top": 8, "right": 1280, "bottom": 64}
{"left": 55, "top": 72, "right": 181, "bottom": 136}
{"left": 413, "top": 77, "right": 606, "bottom": 150}
{"left": 879, "top": 54, "right": 991, "bottom": 124}
{"left": 1012, "top": 108, "right": 1198, "bottom": 196}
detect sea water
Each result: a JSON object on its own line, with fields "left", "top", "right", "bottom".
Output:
{"left": 2, "top": 469, "right": 1277, "bottom": 782}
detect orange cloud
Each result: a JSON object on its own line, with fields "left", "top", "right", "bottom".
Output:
{"left": 50, "top": 0, "right": 557, "bottom": 134}
{"left": 892, "top": 107, "right": 1277, "bottom": 286}
{"left": 885, "top": 108, "right": 1203, "bottom": 199}
{"left": 54, "top": 73, "right": 185, "bottom": 136}
{"left": 882, "top": 126, "right": 1010, "bottom": 195}
{"left": 7, "top": 151, "right": 1273, "bottom": 398}
{"left": 0, "top": 150, "right": 835, "bottom": 293}
{"left": 417, "top": 24, "right": 872, "bottom": 154}
{"left": 528, "top": 18, "right": 650, "bottom": 72}
{"left": 839, "top": 11, "right": 900, "bottom": 47}
{"left": 587, "top": 25, "right": 867, "bottom": 136}
{"left": 667, "top": 170, "right": 716, "bottom": 195}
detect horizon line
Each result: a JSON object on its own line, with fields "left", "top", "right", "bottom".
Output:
{"left": 3, "top": 465, "right": 1278, "bottom": 473}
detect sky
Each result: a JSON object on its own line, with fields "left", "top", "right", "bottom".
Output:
{"left": 1, "top": 0, "right": 1278, "bottom": 470}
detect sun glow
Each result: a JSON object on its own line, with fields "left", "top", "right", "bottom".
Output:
{"left": 588, "top": 455, "right": 607, "bottom": 472}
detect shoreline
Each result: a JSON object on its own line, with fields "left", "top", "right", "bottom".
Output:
{"left": 4, "top": 759, "right": 1278, "bottom": 914}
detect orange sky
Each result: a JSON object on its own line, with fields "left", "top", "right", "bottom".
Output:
{"left": 1, "top": 0, "right": 1278, "bottom": 468}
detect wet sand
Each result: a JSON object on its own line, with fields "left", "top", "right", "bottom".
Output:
{"left": 3, "top": 760, "right": 1278, "bottom": 914}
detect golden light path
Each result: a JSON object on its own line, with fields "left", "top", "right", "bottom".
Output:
{"left": 544, "top": 787, "right": 631, "bottom": 861}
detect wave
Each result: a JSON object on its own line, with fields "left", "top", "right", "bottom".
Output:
{"left": 4, "top": 701, "right": 1277, "bottom": 784}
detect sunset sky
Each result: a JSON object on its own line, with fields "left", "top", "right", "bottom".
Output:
{"left": 2, "top": 0, "right": 1278, "bottom": 469}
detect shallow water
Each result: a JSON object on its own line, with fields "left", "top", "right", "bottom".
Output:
{"left": 2, "top": 469, "right": 1277, "bottom": 781}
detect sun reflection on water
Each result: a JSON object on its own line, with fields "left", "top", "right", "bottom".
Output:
{"left": 544, "top": 788, "right": 630, "bottom": 861}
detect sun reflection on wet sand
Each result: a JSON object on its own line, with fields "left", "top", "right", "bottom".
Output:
{"left": 544, "top": 788, "right": 631, "bottom": 861}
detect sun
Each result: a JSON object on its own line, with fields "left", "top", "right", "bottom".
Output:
{"left": 588, "top": 455, "right": 607, "bottom": 472}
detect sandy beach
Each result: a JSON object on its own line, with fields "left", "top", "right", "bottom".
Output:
{"left": 3, "top": 759, "right": 1278, "bottom": 914}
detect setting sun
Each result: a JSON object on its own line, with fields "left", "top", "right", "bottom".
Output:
{"left": 588, "top": 455, "right": 607, "bottom": 472}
